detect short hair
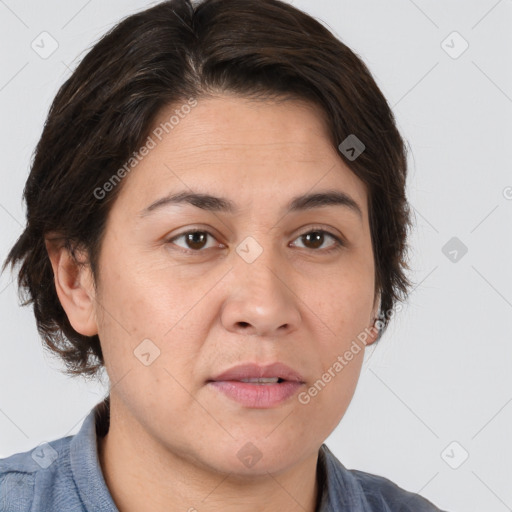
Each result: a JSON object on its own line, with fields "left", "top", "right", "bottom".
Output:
{"left": 2, "top": 0, "right": 413, "bottom": 378}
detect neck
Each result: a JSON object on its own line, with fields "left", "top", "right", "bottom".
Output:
{"left": 97, "top": 398, "right": 321, "bottom": 512}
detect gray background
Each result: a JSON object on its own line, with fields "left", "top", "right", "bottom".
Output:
{"left": 1, "top": 1, "right": 511, "bottom": 510}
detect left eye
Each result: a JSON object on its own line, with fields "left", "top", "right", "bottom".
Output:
{"left": 291, "top": 230, "right": 343, "bottom": 252}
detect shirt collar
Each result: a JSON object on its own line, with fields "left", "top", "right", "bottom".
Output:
{"left": 317, "top": 443, "right": 371, "bottom": 511}
{"left": 69, "top": 396, "right": 118, "bottom": 511}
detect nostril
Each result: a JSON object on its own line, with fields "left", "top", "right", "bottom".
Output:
{"left": 237, "top": 322, "right": 250, "bottom": 328}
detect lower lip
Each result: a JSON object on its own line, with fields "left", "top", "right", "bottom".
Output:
{"left": 208, "top": 381, "right": 304, "bottom": 408}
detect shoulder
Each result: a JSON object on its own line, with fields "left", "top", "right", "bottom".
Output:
{"left": 1, "top": 400, "right": 113, "bottom": 512}
{"left": 349, "top": 468, "right": 444, "bottom": 511}
{"left": 0, "top": 435, "right": 74, "bottom": 512}
{"left": 319, "top": 444, "right": 447, "bottom": 511}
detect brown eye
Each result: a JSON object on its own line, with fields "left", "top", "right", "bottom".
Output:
{"left": 184, "top": 232, "right": 209, "bottom": 250}
{"left": 292, "top": 230, "right": 343, "bottom": 252}
{"left": 168, "top": 230, "right": 217, "bottom": 252}
{"left": 301, "top": 231, "right": 325, "bottom": 249}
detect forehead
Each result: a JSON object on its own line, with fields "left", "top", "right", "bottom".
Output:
{"left": 113, "top": 95, "right": 368, "bottom": 219}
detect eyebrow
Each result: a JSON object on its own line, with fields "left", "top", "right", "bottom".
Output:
{"left": 138, "top": 189, "right": 363, "bottom": 220}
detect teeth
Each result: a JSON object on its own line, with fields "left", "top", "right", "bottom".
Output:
{"left": 239, "top": 377, "right": 280, "bottom": 384}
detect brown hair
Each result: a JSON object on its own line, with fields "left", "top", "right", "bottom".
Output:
{"left": 2, "top": 0, "right": 413, "bottom": 378}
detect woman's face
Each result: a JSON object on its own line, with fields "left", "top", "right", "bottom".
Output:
{"left": 88, "top": 95, "right": 378, "bottom": 475}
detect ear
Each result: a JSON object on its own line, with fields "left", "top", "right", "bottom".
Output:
{"left": 44, "top": 236, "right": 98, "bottom": 337}
{"left": 364, "top": 291, "right": 382, "bottom": 347}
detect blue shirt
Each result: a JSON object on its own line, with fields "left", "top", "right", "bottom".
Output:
{"left": 0, "top": 398, "right": 446, "bottom": 511}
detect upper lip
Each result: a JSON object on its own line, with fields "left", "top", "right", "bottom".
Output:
{"left": 208, "top": 362, "right": 305, "bottom": 383}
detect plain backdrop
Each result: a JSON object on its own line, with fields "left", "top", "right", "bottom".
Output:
{"left": 1, "top": 1, "right": 511, "bottom": 510}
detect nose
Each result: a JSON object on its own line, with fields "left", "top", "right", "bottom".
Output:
{"left": 220, "top": 250, "right": 302, "bottom": 338}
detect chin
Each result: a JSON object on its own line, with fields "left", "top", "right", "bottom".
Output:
{"left": 195, "top": 436, "right": 312, "bottom": 478}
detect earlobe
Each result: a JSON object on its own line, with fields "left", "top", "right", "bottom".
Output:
{"left": 44, "top": 238, "right": 98, "bottom": 337}
{"left": 364, "top": 317, "right": 381, "bottom": 346}
{"left": 365, "top": 293, "right": 382, "bottom": 346}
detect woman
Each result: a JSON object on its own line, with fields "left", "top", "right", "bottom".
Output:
{"left": 0, "top": 0, "right": 447, "bottom": 510}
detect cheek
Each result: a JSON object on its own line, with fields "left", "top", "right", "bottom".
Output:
{"left": 296, "top": 349, "right": 365, "bottom": 444}
{"left": 312, "top": 267, "right": 375, "bottom": 340}
{"left": 304, "top": 270, "right": 373, "bottom": 410}
{"left": 93, "top": 256, "right": 211, "bottom": 383}
{"left": 96, "top": 253, "right": 181, "bottom": 334}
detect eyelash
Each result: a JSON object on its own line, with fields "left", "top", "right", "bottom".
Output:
{"left": 166, "top": 227, "right": 345, "bottom": 255}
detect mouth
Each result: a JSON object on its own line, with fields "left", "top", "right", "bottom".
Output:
{"left": 236, "top": 377, "right": 286, "bottom": 384}
{"left": 207, "top": 362, "right": 306, "bottom": 408}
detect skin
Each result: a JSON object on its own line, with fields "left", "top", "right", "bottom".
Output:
{"left": 46, "top": 94, "right": 380, "bottom": 512}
